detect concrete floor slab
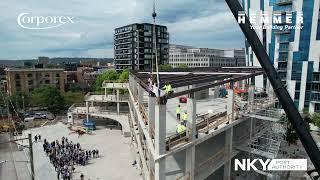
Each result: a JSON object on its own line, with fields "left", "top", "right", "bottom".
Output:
{"left": 22, "top": 123, "right": 140, "bottom": 180}
{"left": 165, "top": 96, "right": 228, "bottom": 137}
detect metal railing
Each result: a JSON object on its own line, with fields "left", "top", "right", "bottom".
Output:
{"left": 198, "top": 113, "right": 234, "bottom": 134}
{"left": 84, "top": 93, "right": 129, "bottom": 102}
{"left": 102, "top": 82, "right": 129, "bottom": 89}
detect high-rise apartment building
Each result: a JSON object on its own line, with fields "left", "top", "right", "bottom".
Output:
{"left": 169, "top": 44, "right": 246, "bottom": 68}
{"left": 242, "top": 0, "right": 320, "bottom": 112}
{"left": 114, "top": 23, "right": 169, "bottom": 71}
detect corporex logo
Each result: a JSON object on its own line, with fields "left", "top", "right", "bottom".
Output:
{"left": 17, "top": 13, "right": 75, "bottom": 30}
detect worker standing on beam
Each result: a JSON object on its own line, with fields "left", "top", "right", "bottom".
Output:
{"left": 176, "top": 105, "right": 181, "bottom": 120}
{"left": 162, "top": 81, "right": 173, "bottom": 96}
{"left": 176, "top": 121, "right": 186, "bottom": 135}
{"left": 181, "top": 111, "right": 188, "bottom": 126}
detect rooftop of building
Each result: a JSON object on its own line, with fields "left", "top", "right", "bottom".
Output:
{"left": 115, "top": 23, "right": 167, "bottom": 30}
{"left": 5, "top": 68, "right": 64, "bottom": 72}
{"left": 170, "top": 44, "right": 245, "bottom": 50}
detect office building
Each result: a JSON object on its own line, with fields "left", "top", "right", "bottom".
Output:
{"left": 169, "top": 45, "right": 246, "bottom": 68}
{"left": 114, "top": 23, "right": 169, "bottom": 71}
{"left": 242, "top": 0, "right": 320, "bottom": 112}
{"left": 5, "top": 68, "right": 65, "bottom": 95}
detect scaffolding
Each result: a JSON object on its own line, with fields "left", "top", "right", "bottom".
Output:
{"left": 236, "top": 92, "right": 286, "bottom": 159}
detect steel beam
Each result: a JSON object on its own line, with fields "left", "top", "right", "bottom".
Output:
{"left": 131, "top": 67, "right": 263, "bottom": 73}
{"left": 165, "top": 72, "right": 263, "bottom": 100}
{"left": 165, "top": 75, "right": 232, "bottom": 88}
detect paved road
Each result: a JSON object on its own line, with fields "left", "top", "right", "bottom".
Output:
{"left": 30, "top": 140, "right": 57, "bottom": 180}
{"left": 0, "top": 133, "right": 31, "bottom": 180}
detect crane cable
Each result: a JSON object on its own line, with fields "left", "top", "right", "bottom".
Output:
{"left": 152, "top": 0, "right": 161, "bottom": 97}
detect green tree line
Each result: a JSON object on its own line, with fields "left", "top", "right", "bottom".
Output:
{"left": 93, "top": 69, "right": 129, "bottom": 91}
{"left": 4, "top": 86, "right": 85, "bottom": 115}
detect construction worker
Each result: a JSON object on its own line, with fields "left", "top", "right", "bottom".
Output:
{"left": 162, "top": 81, "right": 173, "bottom": 95}
{"left": 176, "top": 105, "right": 181, "bottom": 120}
{"left": 176, "top": 122, "right": 186, "bottom": 135}
{"left": 182, "top": 111, "right": 188, "bottom": 126}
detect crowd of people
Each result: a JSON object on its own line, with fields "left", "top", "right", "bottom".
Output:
{"left": 42, "top": 136, "right": 99, "bottom": 180}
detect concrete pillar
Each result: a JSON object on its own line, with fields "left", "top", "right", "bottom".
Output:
{"left": 117, "top": 89, "right": 120, "bottom": 114}
{"left": 227, "top": 82, "right": 235, "bottom": 122}
{"left": 194, "top": 82, "right": 209, "bottom": 100}
{"left": 86, "top": 101, "right": 89, "bottom": 122}
{"left": 248, "top": 85, "right": 255, "bottom": 111}
{"left": 186, "top": 92, "right": 196, "bottom": 180}
{"left": 148, "top": 96, "right": 156, "bottom": 137}
{"left": 224, "top": 83, "right": 234, "bottom": 180}
{"left": 187, "top": 93, "right": 197, "bottom": 140}
{"left": 223, "top": 127, "right": 233, "bottom": 180}
{"left": 132, "top": 78, "right": 138, "bottom": 101}
{"left": 155, "top": 102, "right": 166, "bottom": 180}
{"left": 249, "top": 118, "right": 254, "bottom": 140}
{"left": 138, "top": 84, "right": 144, "bottom": 104}
{"left": 214, "top": 85, "right": 220, "bottom": 98}
{"left": 309, "top": 102, "right": 315, "bottom": 114}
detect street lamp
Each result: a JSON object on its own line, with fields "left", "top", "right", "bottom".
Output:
{"left": 22, "top": 95, "right": 25, "bottom": 112}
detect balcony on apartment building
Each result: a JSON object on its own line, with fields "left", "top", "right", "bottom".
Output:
{"left": 277, "top": 67, "right": 288, "bottom": 73}
{"left": 274, "top": 29, "right": 291, "bottom": 34}
{"left": 277, "top": 57, "right": 288, "bottom": 62}
{"left": 277, "top": 0, "right": 293, "bottom": 6}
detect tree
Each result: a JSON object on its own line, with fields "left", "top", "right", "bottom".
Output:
{"left": 64, "top": 91, "right": 85, "bottom": 107}
{"left": 118, "top": 69, "right": 129, "bottom": 82}
{"left": 282, "top": 114, "right": 299, "bottom": 145}
{"left": 311, "top": 112, "right": 320, "bottom": 128}
{"left": 9, "top": 92, "right": 31, "bottom": 111}
{"left": 175, "top": 64, "right": 188, "bottom": 69}
{"left": 94, "top": 70, "right": 119, "bottom": 91}
{"left": 46, "top": 64, "right": 58, "bottom": 68}
{"left": 24, "top": 61, "right": 33, "bottom": 68}
{"left": 32, "top": 86, "right": 65, "bottom": 115}
{"left": 302, "top": 108, "right": 312, "bottom": 124}
{"left": 159, "top": 64, "right": 172, "bottom": 71}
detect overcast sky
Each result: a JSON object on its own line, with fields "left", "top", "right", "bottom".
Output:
{"left": 0, "top": 0, "right": 245, "bottom": 59}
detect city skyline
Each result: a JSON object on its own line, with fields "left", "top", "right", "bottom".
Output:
{"left": 0, "top": 0, "right": 245, "bottom": 59}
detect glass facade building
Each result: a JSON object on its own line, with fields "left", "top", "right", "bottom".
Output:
{"left": 242, "top": 0, "right": 320, "bottom": 113}
{"left": 114, "top": 23, "right": 169, "bottom": 71}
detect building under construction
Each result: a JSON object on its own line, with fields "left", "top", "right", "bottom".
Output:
{"left": 126, "top": 67, "right": 296, "bottom": 180}
{"left": 64, "top": 66, "right": 313, "bottom": 179}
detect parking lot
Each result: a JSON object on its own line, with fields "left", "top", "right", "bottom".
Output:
{"left": 23, "top": 112, "right": 55, "bottom": 122}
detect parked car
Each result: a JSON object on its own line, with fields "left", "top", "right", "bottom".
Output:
{"left": 24, "top": 112, "right": 34, "bottom": 117}
{"left": 40, "top": 114, "right": 47, "bottom": 119}
{"left": 24, "top": 117, "right": 35, "bottom": 122}
{"left": 34, "top": 113, "right": 43, "bottom": 119}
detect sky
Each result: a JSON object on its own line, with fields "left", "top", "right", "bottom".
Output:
{"left": 0, "top": 0, "right": 245, "bottom": 59}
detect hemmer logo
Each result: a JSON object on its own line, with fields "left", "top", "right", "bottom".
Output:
{"left": 17, "top": 13, "right": 75, "bottom": 30}
{"left": 234, "top": 159, "right": 307, "bottom": 171}
{"left": 238, "top": 11, "right": 304, "bottom": 30}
